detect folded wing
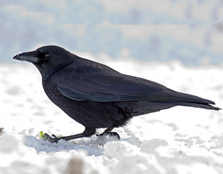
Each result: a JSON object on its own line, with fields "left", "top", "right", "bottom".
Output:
{"left": 54, "top": 68, "right": 215, "bottom": 106}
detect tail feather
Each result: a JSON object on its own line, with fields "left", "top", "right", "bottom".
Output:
{"left": 175, "top": 102, "right": 221, "bottom": 110}
{"left": 168, "top": 90, "right": 215, "bottom": 105}
{"left": 159, "top": 89, "right": 221, "bottom": 111}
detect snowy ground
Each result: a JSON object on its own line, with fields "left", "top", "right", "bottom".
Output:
{"left": 0, "top": 59, "right": 223, "bottom": 174}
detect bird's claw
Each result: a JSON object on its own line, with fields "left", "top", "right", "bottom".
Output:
{"left": 107, "top": 132, "right": 120, "bottom": 139}
{"left": 44, "top": 133, "right": 61, "bottom": 143}
{"left": 98, "top": 132, "right": 120, "bottom": 140}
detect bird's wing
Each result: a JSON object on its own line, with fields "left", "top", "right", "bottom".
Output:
{"left": 54, "top": 69, "right": 214, "bottom": 104}
{"left": 55, "top": 72, "right": 168, "bottom": 102}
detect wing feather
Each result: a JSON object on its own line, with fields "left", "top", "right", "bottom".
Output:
{"left": 54, "top": 64, "right": 214, "bottom": 105}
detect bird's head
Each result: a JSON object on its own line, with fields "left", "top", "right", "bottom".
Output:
{"left": 13, "top": 45, "right": 74, "bottom": 79}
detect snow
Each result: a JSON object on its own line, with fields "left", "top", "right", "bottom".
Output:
{"left": 0, "top": 59, "right": 222, "bottom": 174}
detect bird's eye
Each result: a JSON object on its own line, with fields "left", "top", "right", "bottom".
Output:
{"left": 37, "top": 50, "right": 50, "bottom": 63}
{"left": 44, "top": 53, "right": 50, "bottom": 58}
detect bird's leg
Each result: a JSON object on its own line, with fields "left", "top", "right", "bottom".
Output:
{"left": 44, "top": 127, "right": 96, "bottom": 143}
{"left": 99, "top": 126, "right": 120, "bottom": 139}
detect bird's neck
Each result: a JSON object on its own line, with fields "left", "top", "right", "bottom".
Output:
{"left": 35, "top": 63, "right": 71, "bottom": 82}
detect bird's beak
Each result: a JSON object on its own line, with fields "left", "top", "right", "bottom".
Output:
{"left": 13, "top": 50, "right": 40, "bottom": 64}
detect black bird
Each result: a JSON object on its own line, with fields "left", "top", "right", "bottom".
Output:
{"left": 13, "top": 45, "right": 220, "bottom": 142}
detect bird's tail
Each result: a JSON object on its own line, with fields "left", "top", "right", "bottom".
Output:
{"left": 167, "top": 90, "right": 221, "bottom": 111}
{"left": 172, "top": 101, "right": 220, "bottom": 110}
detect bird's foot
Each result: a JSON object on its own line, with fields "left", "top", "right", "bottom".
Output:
{"left": 99, "top": 132, "right": 120, "bottom": 140}
{"left": 43, "top": 133, "right": 61, "bottom": 143}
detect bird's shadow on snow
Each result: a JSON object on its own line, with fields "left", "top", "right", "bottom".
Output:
{"left": 23, "top": 135, "right": 141, "bottom": 156}
{"left": 23, "top": 135, "right": 105, "bottom": 156}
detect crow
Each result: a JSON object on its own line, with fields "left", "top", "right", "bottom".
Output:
{"left": 13, "top": 45, "right": 220, "bottom": 143}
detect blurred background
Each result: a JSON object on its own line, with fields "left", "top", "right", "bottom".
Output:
{"left": 0, "top": 0, "right": 223, "bottom": 66}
